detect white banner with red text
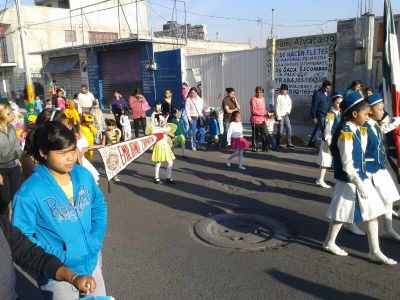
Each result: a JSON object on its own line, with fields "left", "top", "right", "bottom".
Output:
{"left": 98, "top": 135, "right": 157, "bottom": 181}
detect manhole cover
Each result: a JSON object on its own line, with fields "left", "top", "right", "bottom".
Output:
{"left": 194, "top": 213, "right": 291, "bottom": 251}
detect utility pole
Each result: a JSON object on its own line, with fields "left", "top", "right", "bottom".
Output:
{"left": 15, "top": 0, "right": 33, "bottom": 103}
{"left": 269, "top": 8, "right": 276, "bottom": 107}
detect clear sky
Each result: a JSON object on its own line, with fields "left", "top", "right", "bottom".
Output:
{"left": 18, "top": 0, "right": 400, "bottom": 47}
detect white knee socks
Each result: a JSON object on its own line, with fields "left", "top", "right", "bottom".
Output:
{"left": 166, "top": 161, "right": 173, "bottom": 179}
{"left": 226, "top": 150, "right": 245, "bottom": 169}
{"left": 325, "top": 221, "right": 343, "bottom": 246}
{"left": 155, "top": 161, "right": 173, "bottom": 179}
{"left": 381, "top": 202, "right": 400, "bottom": 240}
{"left": 318, "top": 167, "right": 327, "bottom": 182}
{"left": 323, "top": 221, "right": 347, "bottom": 256}
{"left": 238, "top": 150, "right": 244, "bottom": 167}
{"left": 155, "top": 163, "right": 161, "bottom": 179}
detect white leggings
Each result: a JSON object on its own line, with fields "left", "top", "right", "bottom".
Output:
{"left": 227, "top": 149, "right": 244, "bottom": 166}
{"left": 155, "top": 161, "right": 173, "bottom": 179}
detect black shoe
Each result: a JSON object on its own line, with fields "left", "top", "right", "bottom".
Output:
{"left": 262, "top": 148, "right": 269, "bottom": 152}
{"left": 307, "top": 142, "right": 316, "bottom": 148}
{"left": 154, "top": 178, "right": 161, "bottom": 184}
{"left": 165, "top": 178, "right": 176, "bottom": 184}
{"left": 287, "top": 144, "right": 295, "bottom": 148}
{"left": 251, "top": 147, "right": 258, "bottom": 152}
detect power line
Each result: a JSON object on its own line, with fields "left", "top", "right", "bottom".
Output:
{"left": 147, "top": 0, "right": 337, "bottom": 28}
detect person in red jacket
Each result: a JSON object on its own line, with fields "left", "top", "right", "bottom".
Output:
{"left": 250, "top": 86, "right": 269, "bottom": 152}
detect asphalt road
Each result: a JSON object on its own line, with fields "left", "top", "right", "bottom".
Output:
{"left": 101, "top": 144, "right": 400, "bottom": 300}
{"left": 16, "top": 144, "right": 400, "bottom": 299}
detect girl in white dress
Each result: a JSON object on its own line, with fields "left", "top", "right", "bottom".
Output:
{"left": 364, "top": 93, "right": 400, "bottom": 241}
{"left": 323, "top": 92, "right": 396, "bottom": 265}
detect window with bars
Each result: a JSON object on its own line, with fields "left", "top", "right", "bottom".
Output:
{"left": 88, "top": 31, "right": 118, "bottom": 44}
{"left": 65, "top": 30, "right": 76, "bottom": 42}
{"left": 0, "top": 27, "right": 7, "bottom": 63}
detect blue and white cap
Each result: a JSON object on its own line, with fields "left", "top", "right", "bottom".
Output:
{"left": 330, "top": 91, "right": 343, "bottom": 102}
{"left": 365, "top": 92, "right": 383, "bottom": 106}
{"left": 343, "top": 91, "right": 364, "bottom": 114}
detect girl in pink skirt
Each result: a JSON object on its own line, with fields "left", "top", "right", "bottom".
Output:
{"left": 226, "top": 111, "right": 249, "bottom": 170}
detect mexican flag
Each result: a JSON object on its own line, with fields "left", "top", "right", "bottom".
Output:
{"left": 383, "top": 0, "right": 400, "bottom": 167}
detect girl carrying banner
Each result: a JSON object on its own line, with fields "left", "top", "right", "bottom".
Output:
{"left": 145, "top": 115, "right": 176, "bottom": 184}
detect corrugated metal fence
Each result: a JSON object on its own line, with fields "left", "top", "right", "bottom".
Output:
{"left": 185, "top": 48, "right": 267, "bottom": 123}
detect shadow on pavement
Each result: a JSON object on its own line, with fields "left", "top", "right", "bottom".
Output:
{"left": 265, "top": 269, "right": 378, "bottom": 300}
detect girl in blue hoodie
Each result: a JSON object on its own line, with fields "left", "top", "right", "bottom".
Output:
{"left": 12, "top": 121, "right": 108, "bottom": 299}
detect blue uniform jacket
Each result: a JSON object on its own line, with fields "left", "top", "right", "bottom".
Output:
{"left": 364, "top": 120, "right": 386, "bottom": 173}
{"left": 333, "top": 124, "right": 368, "bottom": 183}
{"left": 12, "top": 164, "right": 107, "bottom": 279}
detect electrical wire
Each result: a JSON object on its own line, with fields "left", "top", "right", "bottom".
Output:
{"left": 147, "top": 0, "right": 337, "bottom": 28}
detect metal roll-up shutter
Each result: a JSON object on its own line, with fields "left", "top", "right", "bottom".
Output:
{"left": 52, "top": 67, "right": 82, "bottom": 99}
{"left": 99, "top": 48, "right": 142, "bottom": 106}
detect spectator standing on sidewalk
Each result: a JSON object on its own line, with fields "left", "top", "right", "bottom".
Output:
{"left": 161, "top": 89, "right": 177, "bottom": 119}
{"left": 250, "top": 86, "right": 269, "bottom": 152}
{"left": 78, "top": 85, "right": 95, "bottom": 113}
{"left": 110, "top": 89, "right": 128, "bottom": 135}
{"left": 181, "top": 83, "right": 190, "bottom": 137}
{"left": 0, "top": 102, "right": 22, "bottom": 216}
{"left": 129, "top": 88, "right": 150, "bottom": 138}
{"left": 221, "top": 87, "right": 240, "bottom": 150}
{"left": 275, "top": 84, "right": 294, "bottom": 149}
{"left": 186, "top": 87, "right": 206, "bottom": 151}
{"left": 309, "top": 80, "right": 332, "bottom": 147}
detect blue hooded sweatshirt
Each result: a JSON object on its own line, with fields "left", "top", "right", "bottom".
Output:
{"left": 11, "top": 164, "right": 107, "bottom": 280}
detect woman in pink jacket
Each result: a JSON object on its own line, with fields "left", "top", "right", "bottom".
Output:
{"left": 250, "top": 86, "right": 269, "bottom": 152}
{"left": 129, "top": 88, "right": 150, "bottom": 138}
{"left": 185, "top": 87, "right": 205, "bottom": 150}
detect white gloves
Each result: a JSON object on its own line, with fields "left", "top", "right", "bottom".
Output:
{"left": 353, "top": 177, "right": 368, "bottom": 199}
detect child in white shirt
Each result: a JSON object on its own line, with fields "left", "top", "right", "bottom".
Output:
{"left": 226, "top": 111, "right": 249, "bottom": 170}
{"left": 119, "top": 108, "right": 132, "bottom": 141}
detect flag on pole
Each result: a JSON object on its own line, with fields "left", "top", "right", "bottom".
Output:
{"left": 383, "top": 0, "right": 400, "bottom": 167}
{"left": 98, "top": 135, "right": 157, "bottom": 181}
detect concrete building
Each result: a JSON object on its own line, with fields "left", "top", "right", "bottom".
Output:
{"left": 154, "top": 21, "right": 208, "bottom": 40}
{"left": 0, "top": 0, "right": 249, "bottom": 101}
{"left": 0, "top": 0, "right": 149, "bottom": 100}
{"left": 336, "top": 13, "right": 400, "bottom": 91}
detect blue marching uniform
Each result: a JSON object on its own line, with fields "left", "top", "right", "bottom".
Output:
{"left": 364, "top": 118, "right": 400, "bottom": 204}
{"left": 317, "top": 107, "right": 340, "bottom": 167}
{"left": 328, "top": 122, "right": 386, "bottom": 223}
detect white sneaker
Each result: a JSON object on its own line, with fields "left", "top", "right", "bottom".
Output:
{"left": 112, "top": 176, "right": 120, "bottom": 182}
{"left": 226, "top": 160, "right": 231, "bottom": 167}
{"left": 238, "top": 165, "right": 246, "bottom": 170}
{"left": 192, "top": 147, "right": 197, "bottom": 151}
{"left": 343, "top": 223, "right": 366, "bottom": 236}
{"left": 322, "top": 242, "right": 348, "bottom": 256}
{"left": 316, "top": 179, "right": 331, "bottom": 188}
